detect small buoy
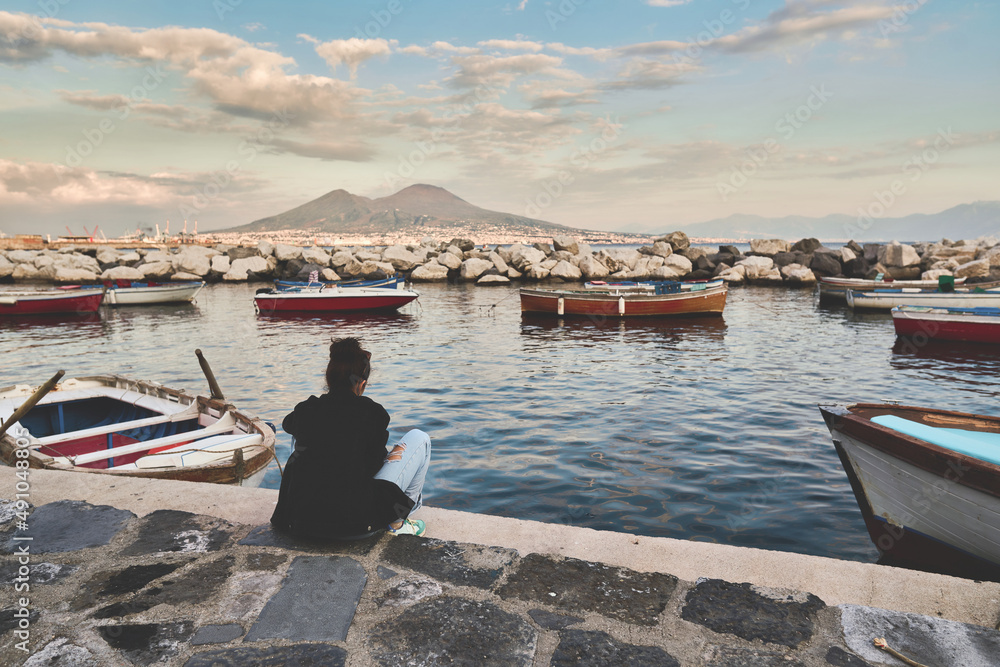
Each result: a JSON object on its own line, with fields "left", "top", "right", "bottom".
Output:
{"left": 618, "top": 296, "right": 625, "bottom": 316}
{"left": 557, "top": 296, "right": 564, "bottom": 315}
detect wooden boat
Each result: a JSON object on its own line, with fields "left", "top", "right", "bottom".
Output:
{"left": 0, "top": 374, "right": 276, "bottom": 486}
{"left": 63, "top": 280, "right": 205, "bottom": 305}
{"left": 103, "top": 280, "right": 204, "bottom": 305}
{"left": 520, "top": 282, "right": 727, "bottom": 317}
{"left": 891, "top": 305, "right": 1000, "bottom": 344}
{"left": 274, "top": 277, "right": 403, "bottom": 290}
{"left": 846, "top": 284, "right": 1000, "bottom": 310}
{"left": 819, "top": 403, "right": 1000, "bottom": 581}
{"left": 819, "top": 275, "right": 966, "bottom": 302}
{"left": 585, "top": 278, "right": 723, "bottom": 292}
{"left": 254, "top": 285, "right": 420, "bottom": 314}
{"left": 0, "top": 289, "right": 104, "bottom": 315}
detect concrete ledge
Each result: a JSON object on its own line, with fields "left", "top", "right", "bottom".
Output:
{"left": 6, "top": 466, "right": 1000, "bottom": 628}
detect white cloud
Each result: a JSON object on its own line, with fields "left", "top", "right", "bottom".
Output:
{"left": 446, "top": 53, "right": 564, "bottom": 89}
{"left": 646, "top": 0, "right": 693, "bottom": 6}
{"left": 478, "top": 39, "right": 544, "bottom": 52}
{"left": 314, "top": 38, "right": 395, "bottom": 77}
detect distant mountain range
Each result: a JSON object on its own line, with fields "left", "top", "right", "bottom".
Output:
{"left": 627, "top": 201, "right": 1000, "bottom": 242}
{"left": 224, "top": 184, "right": 998, "bottom": 244}
{"left": 225, "top": 184, "right": 614, "bottom": 238}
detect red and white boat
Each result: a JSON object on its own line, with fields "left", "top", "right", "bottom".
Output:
{"left": 0, "top": 289, "right": 104, "bottom": 315}
{"left": 818, "top": 275, "right": 966, "bottom": 302}
{"left": 520, "top": 282, "right": 727, "bottom": 317}
{"left": 820, "top": 403, "right": 1000, "bottom": 581}
{"left": 891, "top": 305, "right": 1000, "bottom": 344}
{"left": 254, "top": 285, "right": 419, "bottom": 314}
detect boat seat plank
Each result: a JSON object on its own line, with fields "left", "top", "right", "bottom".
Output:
{"left": 69, "top": 413, "right": 236, "bottom": 466}
{"left": 871, "top": 415, "right": 1000, "bottom": 466}
{"left": 132, "top": 433, "right": 264, "bottom": 469}
{"left": 32, "top": 406, "right": 199, "bottom": 446}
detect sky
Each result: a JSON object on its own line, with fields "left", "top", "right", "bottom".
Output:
{"left": 0, "top": 0, "right": 998, "bottom": 237}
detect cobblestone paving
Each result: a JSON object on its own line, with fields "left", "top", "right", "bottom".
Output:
{"left": 2, "top": 500, "right": 999, "bottom": 666}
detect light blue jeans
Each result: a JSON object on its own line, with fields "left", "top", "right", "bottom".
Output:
{"left": 374, "top": 429, "right": 431, "bottom": 512}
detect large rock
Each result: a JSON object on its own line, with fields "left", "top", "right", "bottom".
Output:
{"left": 552, "top": 236, "right": 579, "bottom": 255}
{"left": 651, "top": 265, "right": 685, "bottom": 279}
{"left": 459, "top": 258, "right": 493, "bottom": 281}
{"left": 320, "top": 268, "right": 340, "bottom": 282}
{"left": 658, "top": 231, "right": 690, "bottom": 252}
{"left": 550, "top": 260, "right": 583, "bottom": 281}
{"left": 210, "top": 255, "right": 231, "bottom": 276}
{"left": 274, "top": 244, "right": 303, "bottom": 262}
{"left": 293, "top": 263, "right": 327, "bottom": 282}
{"left": 54, "top": 267, "right": 99, "bottom": 283}
{"left": 118, "top": 251, "right": 141, "bottom": 265}
{"left": 301, "top": 247, "right": 332, "bottom": 267}
{"left": 227, "top": 246, "right": 260, "bottom": 261}
{"left": 488, "top": 251, "right": 509, "bottom": 275}
{"left": 510, "top": 246, "right": 547, "bottom": 271}
{"left": 410, "top": 261, "right": 450, "bottom": 282}
{"left": 880, "top": 242, "right": 921, "bottom": 268}
{"left": 809, "top": 252, "right": 842, "bottom": 277}
{"left": 144, "top": 250, "right": 173, "bottom": 264}
{"left": 0, "top": 255, "right": 14, "bottom": 278}
{"left": 436, "top": 251, "right": 462, "bottom": 271}
{"left": 382, "top": 245, "right": 421, "bottom": 272}
{"left": 601, "top": 248, "right": 641, "bottom": 271}
{"left": 172, "top": 247, "right": 217, "bottom": 277}
{"left": 6, "top": 250, "right": 37, "bottom": 264}
{"left": 791, "top": 238, "right": 822, "bottom": 254}
{"left": 980, "top": 245, "right": 1000, "bottom": 267}
{"left": 257, "top": 240, "right": 275, "bottom": 257}
{"left": 138, "top": 262, "right": 174, "bottom": 279}
{"left": 340, "top": 259, "right": 365, "bottom": 277}
{"left": 884, "top": 265, "right": 921, "bottom": 280}
{"left": 450, "top": 238, "right": 476, "bottom": 252}
{"left": 526, "top": 265, "right": 551, "bottom": 280}
{"left": 100, "top": 266, "right": 144, "bottom": 281}
{"left": 223, "top": 256, "right": 271, "bottom": 281}
{"left": 578, "top": 255, "right": 610, "bottom": 279}
{"left": 96, "top": 248, "right": 123, "bottom": 265}
{"left": 649, "top": 242, "right": 673, "bottom": 258}
{"left": 719, "top": 264, "right": 746, "bottom": 284}
{"left": 330, "top": 251, "right": 354, "bottom": 268}
{"left": 662, "top": 254, "right": 693, "bottom": 275}
{"left": 749, "top": 239, "right": 790, "bottom": 256}
{"left": 955, "top": 258, "right": 990, "bottom": 279}
{"left": 736, "top": 256, "right": 774, "bottom": 280}
{"left": 921, "top": 269, "right": 954, "bottom": 281}
{"left": 780, "top": 264, "right": 817, "bottom": 285}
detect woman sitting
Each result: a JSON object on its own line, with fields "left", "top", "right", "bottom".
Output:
{"left": 271, "top": 337, "right": 430, "bottom": 538}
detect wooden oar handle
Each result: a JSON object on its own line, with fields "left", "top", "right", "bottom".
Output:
{"left": 0, "top": 370, "right": 66, "bottom": 440}
{"left": 195, "top": 349, "right": 225, "bottom": 400}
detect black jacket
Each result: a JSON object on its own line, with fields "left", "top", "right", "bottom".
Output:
{"left": 270, "top": 388, "right": 414, "bottom": 538}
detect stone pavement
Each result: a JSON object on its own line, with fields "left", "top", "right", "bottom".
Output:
{"left": 2, "top": 498, "right": 999, "bottom": 666}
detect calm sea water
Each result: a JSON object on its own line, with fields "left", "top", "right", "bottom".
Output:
{"left": 2, "top": 281, "right": 997, "bottom": 565}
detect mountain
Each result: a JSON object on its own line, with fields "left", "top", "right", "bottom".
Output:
{"left": 225, "top": 184, "right": 586, "bottom": 237}
{"left": 630, "top": 201, "right": 1000, "bottom": 242}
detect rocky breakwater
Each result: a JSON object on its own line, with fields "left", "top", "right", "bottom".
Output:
{"left": 2, "top": 233, "right": 998, "bottom": 288}
{"left": 713, "top": 235, "right": 1000, "bottom": 287}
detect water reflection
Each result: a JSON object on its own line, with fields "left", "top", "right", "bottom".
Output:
{"left": 0, "top": 313, "right": 109, "bottom": 341}
{"left": 890, "top": 338, "right": 1000, "bottom": 377}
{"left": 520, "top": 313, "right": 727, "bottom": 343}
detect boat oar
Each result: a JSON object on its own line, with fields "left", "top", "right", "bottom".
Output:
{"left": 195, "top": 349, "right": 225, "bottom": 400}
{"left": 0, "top": 370, "right": 65, "bottom": 440}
